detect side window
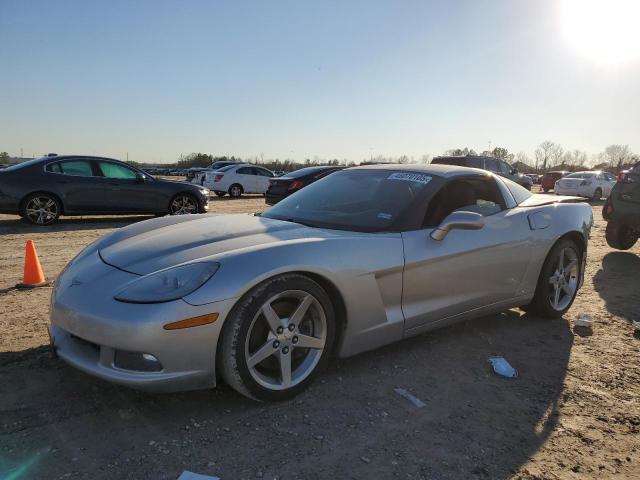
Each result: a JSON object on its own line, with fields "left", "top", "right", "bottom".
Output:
{"left": 499, "top": 162, "right": 511, "bottom": 175}
{"left": 98, "top": 161, "right": 138, "bottom": 179}
{"left": 254, "top": 168, "right": 273, "bottom": 177}
{"left": 46, "top": 162, "right": 62, "bottom": 173}
{"left": 236, "top": 167, "right": 253, "bottom": 175}
{"left": 423, "top": 178, "right": 505, "bottom": 228}
{"left": 467, "top": 157, "right": 483, "bottom": 169}
{"left": 59, "top": 160, "right": 94, "bottom": 177}
{"left": 484, "top": 158, "right": 499, "bottom": 172}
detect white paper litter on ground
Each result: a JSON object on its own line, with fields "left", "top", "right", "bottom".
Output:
{"left": 394, "top": 388, "right": 426, "bottom": 408}
{"left": 632, "top": 320, "right": 640, "bottom": 331}
{"left": 488, "top": 356, "right": 518, "bottom": 378}
{"left": 575, "top": 313, "right": 594, "bottom": 328}
{"left": 177, "top": 471, "right": 220, "bottom": 480}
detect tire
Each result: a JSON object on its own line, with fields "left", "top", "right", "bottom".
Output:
{"left": 169, "top": 193, "right": 199, "bottom": 215}
{"left": 215, "top": 191, "right": 226, "bottom": 198}
{"left": 605, "top": 221, "right": 638, "bottom": 250}
{"left": 592, "top": 188, "right": 602, "bottom": 201}
{"left": 219, "top": 273, "right": 336, "bottom": 402}
{"left": 525, "top": 238, "right": 581, "bottom": 318}
{"left": 21, "top": 193, "right": 61, "bottom": 225}
{"left": 228, "top": 184, "right": 243, "bottom": 199}
{"left": 543, "top": 188, "right": 550, "bottom": 193}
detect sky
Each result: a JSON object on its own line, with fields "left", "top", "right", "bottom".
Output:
{"left": 1, "top": 0, "right": 639, "bottom": 164}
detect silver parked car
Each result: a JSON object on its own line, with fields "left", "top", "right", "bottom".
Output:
{"left": 50, "top": 165, "right": 593, "bottom": 401}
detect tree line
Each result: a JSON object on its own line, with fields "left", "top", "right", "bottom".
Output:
{"left": 3, "top": 142, "right": 637, "bottom": 174}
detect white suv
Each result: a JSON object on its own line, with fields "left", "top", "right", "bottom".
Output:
{"left": 203, "top": 164, "right": 275, "bottom": 198}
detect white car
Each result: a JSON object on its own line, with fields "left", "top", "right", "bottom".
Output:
{"left": 554, "top": 171, "right": 616, "bottom": 200}
{"left": 203, "top": 164, "right": 275, "bottom": 198}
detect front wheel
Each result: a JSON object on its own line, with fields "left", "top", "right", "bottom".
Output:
{"left": 605, "top": 221, "right": 638, "bottom": 250}
{"left": 525, "top": 239, "right": 581, "bottom": 318}
{"left": 21, "top": 193, "right": 61, "bottom": 225}
{"left": 219, "top": 274, "right": 336, "bottom": 401}
{"left": 169, "top": 194, "right": 199, "bottom": 215}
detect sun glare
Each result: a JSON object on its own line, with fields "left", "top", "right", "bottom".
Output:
{"left": 560, "top": 0, "right": 640, "bottom": 65}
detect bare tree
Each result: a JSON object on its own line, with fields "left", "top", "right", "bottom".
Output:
{"left": 534, "top": 140, "right": 563, "bottom": 171}
{"left": 515, "top": 151, "right": 531, "bottom": 167}
{"left": 420, "top": 154, "right": 432, "bottom": 164}
{"left": 603, "top": 144, "right": 631, "bottom": 169}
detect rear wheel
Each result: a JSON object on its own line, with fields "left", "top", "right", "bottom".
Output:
{"left": 169, "top": 194, "right": 199, "bottom": 215}
{"left": 228, "top": 184, "right": 243, "bottom": 198}
{"left": 219, "top": 274, "right": 335, "bottom": 401}
{"left": 592, "top": 188, "right": 602, "bottom": 201}
{"left": 526, "top": 239, "right": 581, "bottom": 318}
{"left": 605, "top": 221, "right": 638, "bottom": 250}
{"left": 21, "top": 193, "right": 61, "bottom": 225}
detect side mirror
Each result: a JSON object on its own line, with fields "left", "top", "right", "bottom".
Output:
{"left": 511, "top": 168, "right": 518, "bottom": 175}
{"left": 430, "top": 211, "right": 485, "bottom": 241}
{"left": 136, "top": 173, "right": 146, "bottom": 183}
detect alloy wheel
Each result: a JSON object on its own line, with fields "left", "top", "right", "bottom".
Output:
{"left": 245, "top": 290, "right": 326, "bottom": 391}
{"left": 170, "top": 195, "right": 197, "bottom": 215}
{"left": 25, "top": 196, "right": 58, "bottom": 225}
{"left": 548, "top": 247, "right": 579, "bottom": 311}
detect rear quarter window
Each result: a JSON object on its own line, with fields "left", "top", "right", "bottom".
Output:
{"left": 501, "top": 177, "right": 532, "bottom": 204}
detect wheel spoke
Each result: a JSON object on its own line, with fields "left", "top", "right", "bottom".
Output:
{"left": 262, "top": 303, "right": 283, "bottom": 333}
{"left": 562, "top": 283, "right": 573, "bottom": 295}
{"left": 294, "top": 333, "right": 324, "bottom": 350}
{"left": 279, "top": 350, "right": 292, "bottom": 387}
{"left": 557, "top": 249, "right": 565, "bottom": 271}
{"left": 288, "top": 294, "right": 313, "bottom": 327}
{"left": 564, "top": 259, "right": 578, "bottom": 272}
{"left": 552, "top": 285, "right": 561, "bottom": 309}
{"left": 247, "top": 340, "right": 277, "bottom": 367}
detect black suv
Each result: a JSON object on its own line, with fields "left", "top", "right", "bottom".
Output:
{"left": 432, "top": 155, "right": 533, "bottom": 190}
{"left": 602, "top": 163, "right": 640, "bottom": 250}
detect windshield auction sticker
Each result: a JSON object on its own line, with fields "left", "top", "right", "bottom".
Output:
{"left": 387, "top": 172, "right": 432, "bottom": 184}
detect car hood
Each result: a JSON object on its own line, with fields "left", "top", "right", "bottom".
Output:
{"left": 98, "top": 214, "right": 332, "bottom": 275}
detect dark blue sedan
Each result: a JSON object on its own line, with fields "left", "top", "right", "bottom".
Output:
{"left": 0, "top": 155, "right": 209, "bottom": 225}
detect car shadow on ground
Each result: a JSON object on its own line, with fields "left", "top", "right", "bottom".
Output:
{"left": 0, "top": 309, "right": 573, "bottom": 479}
{"left": 0, "top": 215, "right": 156, "bottom": 234}
{"left": 593, "top": 251, "right": 640, "bottom": 323}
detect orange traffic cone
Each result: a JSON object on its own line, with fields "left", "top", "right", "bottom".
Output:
{"left": 18, "top": 240, "right": 48, "bottom": 288}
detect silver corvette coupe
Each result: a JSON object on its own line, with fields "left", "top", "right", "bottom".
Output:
{"left": 50, "top": 165, "right": 593, "bottom": 401}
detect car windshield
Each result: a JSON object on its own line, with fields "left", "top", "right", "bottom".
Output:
{"left": 285, "top": 167, "right": 336, "bottom": 178}
{"left": 262, "top": 169, "right": 436, "bottom": 231}
{"left": 566, "top": 172, "right": 595, "bottom": 178}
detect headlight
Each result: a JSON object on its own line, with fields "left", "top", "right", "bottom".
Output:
{"left": 199, "top": 188, "right": 209, "bottom": 195}
{"left": 114, "top": 262, "right": 220, "bottom": 304}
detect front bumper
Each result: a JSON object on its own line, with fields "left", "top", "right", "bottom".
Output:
{"left": 50, "top": 250, "right": 236, "bottom": 393}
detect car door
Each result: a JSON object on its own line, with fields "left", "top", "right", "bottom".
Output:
{"left": 235, "top": 166, "right": 258, "bottom": 193}
{"left": 401, "top": 175, "right": 533, "bottom": 332}
{"left": 96, "top": 160, "right": 158, "bottom": 212}
{"left": 253, "top": 167, "right": 274, "bottom": 193}
{"left": 45, "top": 159, "right": 106, "bottom": 212}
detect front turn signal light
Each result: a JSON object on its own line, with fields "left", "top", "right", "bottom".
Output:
{"left": 163, "top": 313, "right": 219, "bottom": 330}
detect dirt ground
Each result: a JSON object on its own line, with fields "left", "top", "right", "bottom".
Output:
{"left": 0, "top": 191, "right": 638, "bottom": 480}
